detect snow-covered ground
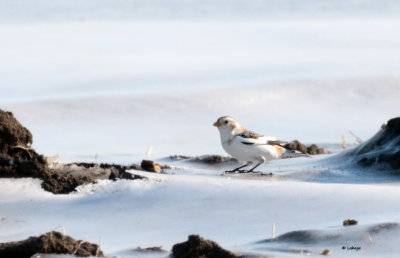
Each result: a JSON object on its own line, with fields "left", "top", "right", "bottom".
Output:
{"left": 2, "top": 156, "right": 400, "bottom": 257}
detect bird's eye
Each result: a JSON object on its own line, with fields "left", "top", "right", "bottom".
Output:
{"left": 224, "top": 121, "right": 228, "bottom": 124}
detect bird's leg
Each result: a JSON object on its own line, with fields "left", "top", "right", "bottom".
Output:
{"left": 225, "top": 164, "right": 249, "bottom": 173}
{"left": 248, "top": 162, "right": 262, "bottom": 172}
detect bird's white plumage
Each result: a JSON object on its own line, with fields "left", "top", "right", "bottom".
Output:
{"left": 222, "top": 135, "right": 280, "bottom": 163}
{"left": 213, "top": 116, "right": 303, "bottom": 170}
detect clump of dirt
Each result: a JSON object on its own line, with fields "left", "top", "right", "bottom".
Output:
{"left": 170, "top": 155, "right": 193, "bottom": 160}
{"left": 0, "top": 231, "right": 103, "bottom": 257}
{"left": 135, "top": 246, "right": 167, "bottom": 253}
{"left": 306, "top": 144, "right": 326, "bottom": 155}
{"left": 284, "top": 140, "right": 327, "bottom": 155}
{"left": 172, "top": 235, "right": 242, "bottom": 258}
{"left": 321, "top": 249, "right": 330, "bottom": 256}
{"left": 141, "top": 160, "right": 171, "bottom": 173}
{"left": 343, "top": 218, "right": 358, "bottom": 226}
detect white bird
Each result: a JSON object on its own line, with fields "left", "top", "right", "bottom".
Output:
{"left": 213, "top": 116, "right": 307, "bottom": 172}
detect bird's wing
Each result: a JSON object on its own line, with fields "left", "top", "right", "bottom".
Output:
{"left": 236, "top": 131, "right": 286, "bottom": 146}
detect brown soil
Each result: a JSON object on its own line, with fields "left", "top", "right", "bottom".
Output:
{"left": 172, "top": 235, "right": 242, "bottom": 258}
{"left": 0, "top": 231, "right": 103, "bottom": 257}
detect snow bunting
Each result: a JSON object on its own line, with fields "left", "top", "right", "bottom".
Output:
{"left": 213, "top": 116, "right": 308, "bottom": 172}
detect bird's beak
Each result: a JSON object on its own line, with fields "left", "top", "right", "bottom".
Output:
{"left": 213, "top": 121, "right": 220, "bottom": 127}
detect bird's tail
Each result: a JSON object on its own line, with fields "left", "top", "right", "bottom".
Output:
{"left": 281, "top": 148, "right": 311, "bottom": 158}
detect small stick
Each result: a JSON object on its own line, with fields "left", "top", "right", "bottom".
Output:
{"left": 11, "top": 145, "right": 33, "bottom": 158}
{"left": 146, "top": 146, "right": 153, "bottom": 157}
{"left": 341, "top": 135, "right": 346, "bottom": 149}
{"left": 272, "top": 222, "right": 276, "bottom": 239}
{"left": 73, "top": 240, "right": 86, "bottom": 255}
{"left": 368, "top": 233, "right": 373, "bottom": 244}
{"left": 96, "top": 237, "right": 102, "bottom": 257}
{"left": 347, "top": 130, "right": 363, "bottom": 143}
{"left": 95, "top": 246, "right": 101, "bottom": 257}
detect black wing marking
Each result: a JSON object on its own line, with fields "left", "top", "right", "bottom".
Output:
{"left": 241, "top": 140, "right": 288, "bottom": 146}
{"left": 241, "top": 141, "right": 255, "bottom": 145}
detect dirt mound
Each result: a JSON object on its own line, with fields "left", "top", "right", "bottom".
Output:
{"left": 172, "top": 235, "right": 242, "bottom": 258}
{"left": 0, "top": 110, "right": 105, "bottom": 194}
{"left": 0, "top": 231, "right": 103, "bottom": 257}
{"left": 344, "top": 117, "right": 400, "bottom": 171}
{"left": 284, "top": 140, "right": 326, "bottom": 155}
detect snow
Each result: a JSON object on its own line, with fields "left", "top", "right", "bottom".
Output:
{"left": 2, "top": 158, "right": 400, "bottom": 257}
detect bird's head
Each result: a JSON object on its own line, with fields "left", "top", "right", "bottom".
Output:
{"left": 213, "top": 116, "right": 244, "bottom": 135}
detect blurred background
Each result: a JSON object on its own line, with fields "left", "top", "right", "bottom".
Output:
{"left": 1, "top": 0, "right": 399, "bottom": 162}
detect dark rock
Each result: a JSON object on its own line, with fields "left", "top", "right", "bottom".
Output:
{"left": 343, "top": 219, "right": 358, "bottom": 226}
{"left": 172, "top": 235, "right": 242, "bottom": 258}
{"left": 0, "top": 231, "right": 103, "bottom": 257}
